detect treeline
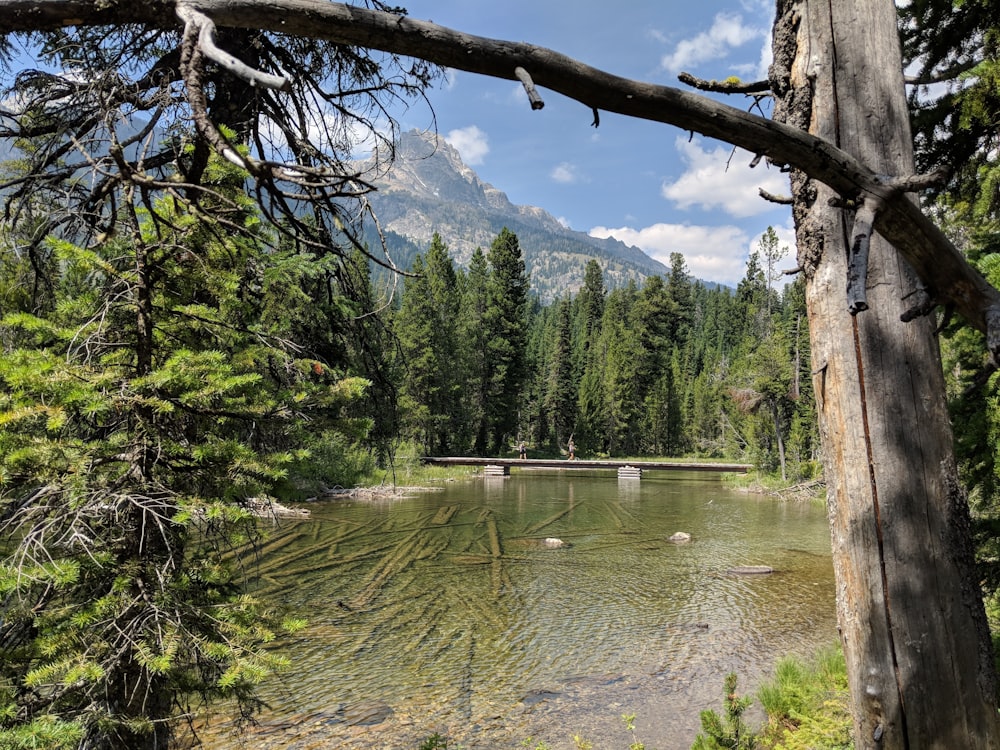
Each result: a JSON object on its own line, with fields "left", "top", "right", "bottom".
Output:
{"left": 392, "top": 226, "right": 820, "bottom": 481}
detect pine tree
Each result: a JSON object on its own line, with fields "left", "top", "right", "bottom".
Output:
{"left": 545, "top": 297, "right": 577, "bottom": 450}
{"left": 0, "top": 155, "right": 365, "bottom": 748}
{"left": 395, "top": 234, "right": 462, "bottom": 454}
{"left": 632, "top": 275, "right": 678, "bottom": 454}
{"left": 461, "top": 247, "right": 491, "bottom": 455}
{"left": 482, "top": 228, "right": 529, "bottom": 454}
{"left": 599, "top": 284, "right": 643, "bottom": 455}
{"left": 666, "top": 252, "right": 694, "bottom": 347}
{"left": 571, "top": 261, "right": 607, "bottom": 454}
{"left": 523, "top": 298, "right": 554, "bottom": 450}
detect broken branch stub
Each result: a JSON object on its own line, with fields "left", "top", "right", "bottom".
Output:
{"left": 514, "top": 66, "right": 544, "bottom": 110}
{"left": 847, "top": 198, "right": 881, "bottom": 315}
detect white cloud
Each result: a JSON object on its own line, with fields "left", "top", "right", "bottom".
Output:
{"left": 647, "top": 28, "right": 668, "bottom": 44}
{"left": 661, "top": 13, "right": 761, "bottom": 74}
{"left": 661, "top": 136, "right": 790, "bottom": 218}
{"left": 589, "top": 223, "right": 750, "bottom": 287}
{"left": 551, "top": 162, "right": 583, "bottom": 184}
{"left": 751, "top": 36, "right": 774, "bottom": 81}
{"left": 444, "top": 125, "right": 489, "bottom": 166}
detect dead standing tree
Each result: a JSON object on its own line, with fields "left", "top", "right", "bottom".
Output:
{"left": 2, "top": 0, "right": 1000, "bottom": 746}
{"left": 771, "top": 2, "right": 1000, "bottom": 747}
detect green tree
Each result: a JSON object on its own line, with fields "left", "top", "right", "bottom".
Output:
{"left": 544, "top": 297, "right": 577, "bottom": 450}
{"left": 632, "top": 275, "right": 678, "bottom": 455}
{"left": 759, "top": 226, "right": 787, "bottom": 317}
{"left": 731, "top": 330, "right": 794, "bottom": 479}
{"left": 666, "top": 251, "right": 694, "bottom": 347}
{"left": 572, "top": 261, "right": 607, "bottom": 454}
{"left": 902, "top": 0, "right": 1000, "bottom": 220}
{"left": 482, "top": 228, "right": 529, "bottom": 453}
{"left": 576, "top": 339, "right": 607, "bottom": 456}
{"left": 461, "top": 247, "right": 491, "bottom": 455}
{"left": 727, "top": 245, "right": 797, "bottom": 479}
{"left": 338, "top": 247, "right": 400, "bottom": 472}
{"left": 395, "top": 233, "right": 462, "bottom": 454}
{"left": 599, "top": 285, "right": 643, "bottom": 455}
{"left": 732, "top": 247, "right": 769, "bottom": 346}
{"left": 692, "top": 672, "right": 757, "bottom": 750}
{"left": 574, "top": 259, "right": 606, "bottom": 367}
{"left": 0, "top": 156, "right": 365, "bottom": 748}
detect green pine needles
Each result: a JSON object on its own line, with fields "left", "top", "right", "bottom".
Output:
{"left": 692, "top": 672, "right": 757, "bottom": 750}
{"left": 0, "top": 154, "right": 365, "bottom": 748}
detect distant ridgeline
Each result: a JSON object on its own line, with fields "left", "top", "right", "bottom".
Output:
{"left": 0, "top": 123, "right": 707, "bottom": 302}
{"left": 357, "top": 129, "right": 678, "bottom": 302}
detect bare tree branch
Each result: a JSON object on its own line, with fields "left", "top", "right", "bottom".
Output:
{"left": 759, "top": 187, "right": 793, "bottom": 205}
{"left": 846, "top": 198, "right": 882, "bottom": 314}
{"left": 176, "top": 4, "right": 291, "bottom": 91}
{"left": 678, "top": 71, "right": 771, "bottom": 94}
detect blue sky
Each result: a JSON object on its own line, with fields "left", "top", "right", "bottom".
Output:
{"left": 387, "top": 0, "right": 794, "bottom": 286}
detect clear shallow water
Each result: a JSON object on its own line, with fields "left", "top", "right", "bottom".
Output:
{"left": 197, "top": 471, "right": 836, "bottom": 749}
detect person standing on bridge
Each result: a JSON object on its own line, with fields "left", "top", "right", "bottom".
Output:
{"left": 519, "top": 440, "right": 527, "bottom": 460}
{"left": 567, "top": 437, "right": 576, "bottom": 460}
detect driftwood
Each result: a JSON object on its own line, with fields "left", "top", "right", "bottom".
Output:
{"left": 246, "top": 497, "right": 310, "bottom": 519}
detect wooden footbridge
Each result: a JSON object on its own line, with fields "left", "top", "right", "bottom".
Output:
{"left": 421, "top": 457, "right": 751, "bottom": 479}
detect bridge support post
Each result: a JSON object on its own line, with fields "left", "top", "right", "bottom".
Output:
{"left": 484, "top": 464, "right": 510, "bottom": 477}
{"left": 617, "top": 465, "right": 642, "bottom": 480}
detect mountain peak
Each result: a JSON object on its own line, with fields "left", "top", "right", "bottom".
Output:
{"left": 373, "top": 130, "right": 513, "bottom": 213}
{"left": 360, "top": 129, "right": 667, "bottom": 301}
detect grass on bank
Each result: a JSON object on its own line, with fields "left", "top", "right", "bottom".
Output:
{"left": 754, "top": 645, "right": 852, "bottom": 749}
{"left": 691, "top": 644, "right": 851, "bottom": 750}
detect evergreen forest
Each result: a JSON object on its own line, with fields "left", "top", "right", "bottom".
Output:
{"left": 6, "top": 0, "right": 1000, "bottom": 746}
{"left": 392, "top": 227, "right": 819, "bottom": 484}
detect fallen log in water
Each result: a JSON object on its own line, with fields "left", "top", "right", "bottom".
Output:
{"left": 346, "top": 529, "right": 424, "bottom": 610}
{"left": 523, "top": 500, "right": 582, "bottom": 535}
{"left": 431, "top": 504, "right": 459, "bottom": 525}
{"left": 726, "top": 565, "right": 774, "bottom": 575}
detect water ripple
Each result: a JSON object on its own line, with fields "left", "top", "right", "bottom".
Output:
{"left": 195, "top": 475, "right": 836, "bottom": 749}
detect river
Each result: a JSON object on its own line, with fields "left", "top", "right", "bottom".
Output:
{"left": 195, "top": 470, "right": 836, "bottom": 749}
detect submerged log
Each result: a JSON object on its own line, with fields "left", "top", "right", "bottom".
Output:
{"left": 726, "top": 565, "right": 774, "bottom": 575}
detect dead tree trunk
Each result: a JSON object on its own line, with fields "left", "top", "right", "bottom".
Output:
{"left": 773, "top": 0, "right": 1000, "bottom": 746}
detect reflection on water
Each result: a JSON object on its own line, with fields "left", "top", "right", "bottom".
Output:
{"left": 199, "top": 472, "right": 836, "bottom": 749}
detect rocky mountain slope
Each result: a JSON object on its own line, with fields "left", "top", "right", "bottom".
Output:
{"left": 359, "top": 130, "right": 668, "bottom": 301}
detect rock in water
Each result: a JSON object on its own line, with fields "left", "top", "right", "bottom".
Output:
{"left": 726, "top": 565, "right": 774, "bottom": 575}
{"left": 668, "top": 532, "right": 692, "bottom": 543}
